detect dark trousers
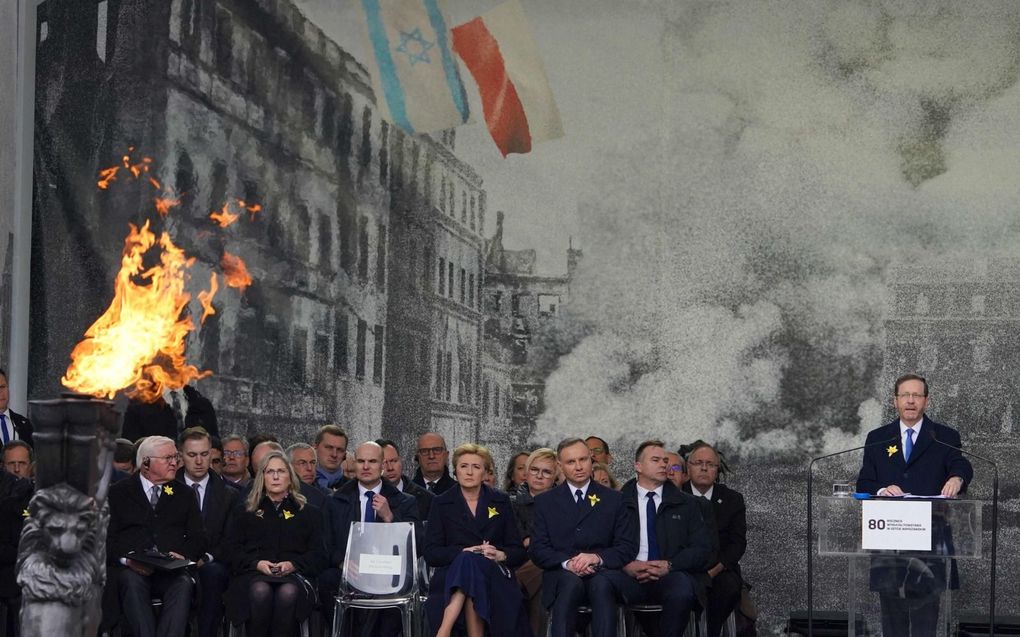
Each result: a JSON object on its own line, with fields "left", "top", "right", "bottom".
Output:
{"left": 879, "top": 593, "right": 941, "bottom": 637}
{"left": 196, "top": 561, "right": 230, "bottom": 637}
{"left": 544, "top": 570, "right": 623, "bottom": 637}
{"left": 318, "top": 567, "right": 402, "bottom": 636}
{"left": 1, "top": 596, "right": 20, "bottom": 637}
{"left": 117, "top": 567, "right": 193, "bottom": 637}
{"left": 706, "top": 571, "right": 741, "bottom": 637}
{"left": 606, "top": 570, "right": 697, "bottom": 637}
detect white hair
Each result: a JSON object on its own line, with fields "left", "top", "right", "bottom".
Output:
{"left": 136, "top": 435, "right": 177, "bottom": 467}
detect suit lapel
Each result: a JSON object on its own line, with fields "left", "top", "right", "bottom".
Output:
{"left": 577, "top": 483, "right": 601, "bottom": 523}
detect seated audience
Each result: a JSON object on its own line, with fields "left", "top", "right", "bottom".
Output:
{"left": 113, "top": 438, "right": 137, "bottom": 474}
{"left": 2, "top": 440, "right": 33, "bottom": 479}
{"left": 177, "top": 427, "right": 239, "bottom": 637}
{"left": 682, "top": 443, "right": 746, "bottom": 637}
{"left": 529, "top": 437, "right": 637, "bottom": 637}
{"left": 250, "top": 440, "right": 326, "bottom": 509}
{"left": 511, "top": 448, "right": 558, "bottom": 636}
{"left": 209, "top": 436, "right": 224, "bottom": 474}
{"left": 107, "top": 435, "right": 206, "bottom": 637}
{"left": 483, "top": 458, "right": 497, "bottom": 489}
{"left": 585, "top": 436, "right": 613, "bottom": 468}
{"left": 592, "top": 462, "right": 620, "bottom": 490}
{"left": 320, "top": 441, "right": 419, "bottom": 633}
{"left": 503, "top": 452, "right": 529, "bottom": 493}
{"left": 377, "top": 438, "right": 434, "bottom": 520}
{"left": 413, "top": 432, "right": 456, "bottom": 495}
{"left": 313, "top": 425, "right": 349, "bottom": 491}
{"left": 615, "top": 440, "right": 713, "bottom": 637}
{"left": 286, "top": 443, "right": 320, "bottom": 488}
{"left": 425, "top": 443, "right": 530, "bottom": 637}
{"left": 224, "top": 450, "right": 326, "bottom": 637}
{"left": 221, "top": 434, "right": 251, "bottom": 488}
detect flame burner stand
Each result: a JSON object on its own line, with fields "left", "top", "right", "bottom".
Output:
{"left": 16, "top": 394, "right": 122, "bottom": 637}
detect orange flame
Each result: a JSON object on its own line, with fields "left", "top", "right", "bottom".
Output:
{"left": 61, "top": 220, "right": 211, "bottom": 402}
{"left": 209, "top": 203, "right": 240, "bottom": 228}
{"left": 238, "top": 200, "right": 262, "bottom": 220}
{"left": 220, "top": 251, "right": 252, "bottom": 292}
{"left": 197, "top": 273, "right": 218, "bottom": 323}
{"left": 154, "top": 194, "right": 182, "bottom": 217}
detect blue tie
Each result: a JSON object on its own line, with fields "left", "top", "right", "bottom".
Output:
{"left": 0, "top": 415, "right": 8, "bottom": 445}
{"left": 646, "top": 492, "right": 661, "bottom": 561}
{"left": 364, "top": 490, "right": 375, "bottom": 523}
{"left": 575, "top": 488, "right": 584, "bottom": 507}
{"left": 904, "top": 428, "right": 914, "bottom": 462}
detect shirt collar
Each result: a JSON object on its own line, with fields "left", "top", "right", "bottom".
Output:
{"left": 636, "top": 482, "right": 664, "bottom": 501}
{"left": 900, "top": 419, "right": 923, "bottom": 436}
{"left": 358, "top": 480, "right": 383, "bottom": 500}
{"left": 566, "top": 480, "right": 592, "bottom": 498}
{"left": 185, "top": 472, "right": 210, "bottom": 489}
{"left": 140, "top": 473, "right": 159, "bottom": 496}
{"left": 691, "top": 483, "right": 714, "bottom": 500}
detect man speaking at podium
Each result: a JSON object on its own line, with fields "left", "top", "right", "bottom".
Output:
{"left": 856, "top": 374, "right": 973, "bottom": 636}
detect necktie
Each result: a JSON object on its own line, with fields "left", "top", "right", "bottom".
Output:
{"left": 0, "top": 415, "right": 8, "bottom": 445}
{"left": 364, "top": 490, "right": 375, "bottom": 523}
{"left": 191, "top": 482, "right": 202, "bottom": 512}
{"left": 646, "top": 492, "right": 661, "bottom": 561}
{"left": 905, "top": 428, "right": 915, "bottom": 462}
{"left": 150, "top": 485, "right": 161, "bottom": 509}
{"left": 426, "top": 482, "right": 436, "bottom": 493}
{"left": 575, "top": 488, "right": 584, "bottom": 506}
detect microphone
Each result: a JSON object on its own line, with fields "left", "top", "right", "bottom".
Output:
{"left": 929, "top": 431, "right": 999, "bottom": 634}
{"left": 806, "top": 434, "right": 897, "bottom": 636}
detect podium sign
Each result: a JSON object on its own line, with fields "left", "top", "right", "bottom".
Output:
{"left": 860, "top": 500, "right": 932, "bottom": 551}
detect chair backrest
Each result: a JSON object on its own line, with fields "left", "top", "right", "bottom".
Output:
{"left": 341, "top": 521, "right": 418, "bottom": 597}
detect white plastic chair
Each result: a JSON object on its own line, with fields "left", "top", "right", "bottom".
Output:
{"left": 331, "top": 521, "right": 418, "bottom": 637}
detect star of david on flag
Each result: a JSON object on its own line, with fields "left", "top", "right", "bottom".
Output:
{"left": 358, "top": 0, "right": 470, "bottom": 134}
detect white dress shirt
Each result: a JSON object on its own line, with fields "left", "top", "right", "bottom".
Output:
{"left": 636, "top": 483, "right": 664, "bottom": 561}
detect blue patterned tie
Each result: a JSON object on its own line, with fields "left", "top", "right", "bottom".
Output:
{"left": 646, "top": 492, "right": 661, "bottom": 560}
{"left": 0, "top": 415, "right": 8, "bottom": 445}
{"left": 904, "top": 428, "right": 914, "bottom": 462}
{"left": 364, "top": 490, "right": 375, "bottom": 523}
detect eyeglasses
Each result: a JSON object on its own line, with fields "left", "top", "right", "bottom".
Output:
{"left": 417, "top": 446, "right": 446, "bottom": 456}
{"left": 223, "top": 450, "right": 246, "bottom": 458}
{"left": 896, "top": 392, "right": 926, "bottom": 400}
{"left": 688, "top": 460, "right": 719, "bottom": 470}
{"left": 668, "top": 464, "right": 684, "bottom": 472}
{"left": 587, "top": 447, "right": 605, "bottom": 454}
{"left": 263, "top": 469, "right": 288, "bottom": 477}
{"left": 528, "top": 467, "right": 555, "bottom": 477}
{"left": 148, "top": 454, "right": 180, "bottom": 464}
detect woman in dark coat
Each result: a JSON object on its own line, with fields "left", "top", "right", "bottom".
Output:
{"left": 224, "top": 450, "right": 326, "bottom": 637}
{"left": 424, "top": 443, "right": 532, "bottom": 637}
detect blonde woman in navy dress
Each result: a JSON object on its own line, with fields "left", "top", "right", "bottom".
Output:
{"left": 424, "top": 443, "right": 532, "bottom": 637}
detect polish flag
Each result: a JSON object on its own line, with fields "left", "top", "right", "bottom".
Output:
{"left": 452, "top": 0, "right": 563, "bottom": 156}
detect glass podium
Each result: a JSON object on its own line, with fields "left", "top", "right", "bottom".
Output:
{"left": 812, "top": 496, "right": 986, "bottom": 637}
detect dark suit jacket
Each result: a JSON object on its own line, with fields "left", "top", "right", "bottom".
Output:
{"left": 325, "top": 479, "right": 419, "bottom": 566}
{"left": 107, "top": 473, "right": 207, "bottom": 563}
{"left": 412, "top": 467, "right": 456, "bottom": 495}
{"left": 0, "top": 474, "right": 33, "bottom": 597}
{"left": 398, "top": 474, "right": 434, "bottom": 521}
{"left": 529, "top": 481, "right": 638, "bottom": 571}
{"left": 7, "top": 411, "right": 32, "bottom": 448}
{"left": 181, "top": 385, "right": 219, "bottom": 437}
{"left": 423, "top": 483, "right": 526, "bottom": 569}
{"left": 176, "top": 470, "right": 238, "bottom": 561}
{"left": 856, "top": 416, "right": 973, "bottom": 496}
{"left": 620, "top": 479, "right": 714, "bottom": 574}
{"left": 121, "top": 399, "right": 178, "bottom": 443}
{"left": 683, "top": 481, "right": 746, "bottom": 575}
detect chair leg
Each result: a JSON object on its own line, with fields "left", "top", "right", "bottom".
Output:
{"left": 331, "top": 602, "right": 346, "bottom": 637}
{"left": 401, "top": 604, "right": 413, "bottom": 637}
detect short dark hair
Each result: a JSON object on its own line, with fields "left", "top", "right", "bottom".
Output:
{"left": 0, "top": 368, "right": 6, "bottom": 379}
{"left": 557, "top": 437, "right": 587, "bottom": 456}
{"left": 375, "top": 438, "right": 399, "bottom": 453}
{"left": 634, "top": 439, "right": 666, "bottom": 461}
{"left": 210, "top": 435, "right": 223, "bottom": 453}
{"left": 585, "top": 436, "right": 610, "bottom": 455}
{"left": 2, "top": 439, "right": 33, "bottom": 462}
{"left": 894, "top": 374, "right": 928, "bottom": 397}
{"left": 178, "top": 426, "right": 211, "bottom": 446}
{"left": 114, "top": 438, "right": 136, "bottom": 465}
{"left": 315, "top": 425, "right": 348, "bottom": 446}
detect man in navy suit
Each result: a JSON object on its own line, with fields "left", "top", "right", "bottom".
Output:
{"left": 856, "top": 374, "right": 973, "bottom": 637}
{"left": 320, "top": 441, "right": 419, "bottom": 633}
{"left": 530, "top": 437, "right": 638, "bottom": 637}
{"left": 0, "top": 369, "right": 32, "bottom": 448}
{"left": 177, "top": 427, "right": 239, "bottom": 637}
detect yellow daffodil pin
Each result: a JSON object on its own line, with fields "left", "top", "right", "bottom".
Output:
{"left": 588, "top": 494, "right": 600, "bottom": 507}
{"left": 488, "top": 506, "right": 499, "bottom": 518}
{"left": 886, "top": 445, "right": 898, "bottom": 458}
{"left": 163, "top": 485, "right": 174, "bottom": 496}
{"left": 22, "top": 509, "right": 29, "bottom": 518}
{"left": 283, "top": 510, "right": 294, "bottom": 520}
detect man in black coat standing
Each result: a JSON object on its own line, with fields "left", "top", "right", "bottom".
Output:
{"left": 615, "top": 441, "right": 714, "bottom": 637}
{"left": 411, "top": 432, "right": 456, "bottom": 495}
{"left": 177, "top": 427, "right": 238, "bottom": 637}
{"left": 683, "top": 443, "right": 746, "bottom": 637}
{"left": 107, "top": 435, "right": 207, "bottom": 637}
{"left": 0, "top": 369, "right": 32, "bottom": 447}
